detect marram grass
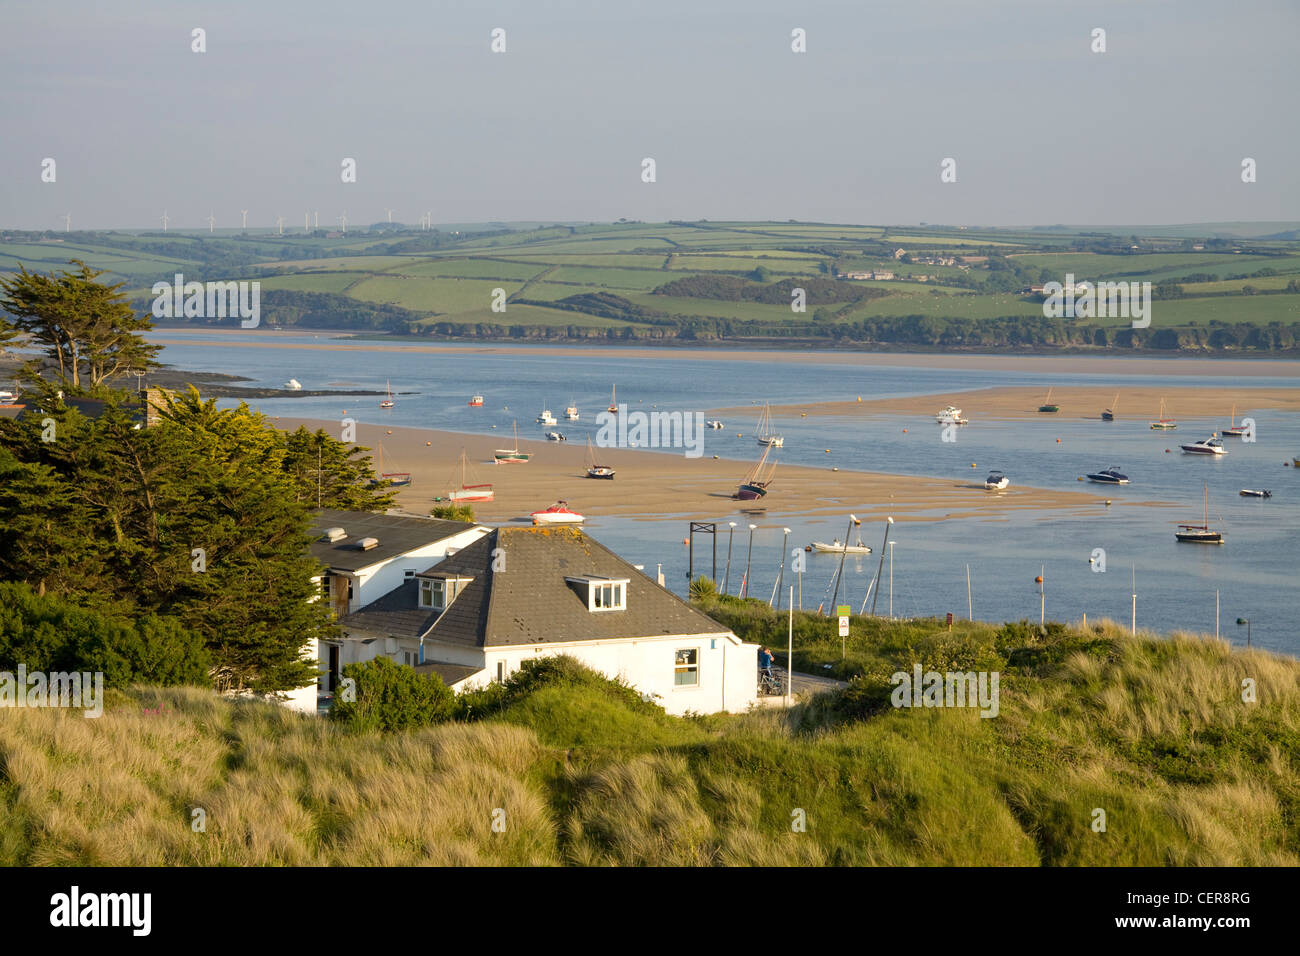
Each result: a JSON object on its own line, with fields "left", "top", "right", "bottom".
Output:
{"left": 1, "top": 618, "right": 1297, "bottom": 866}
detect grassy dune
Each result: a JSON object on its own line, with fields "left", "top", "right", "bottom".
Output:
{"left": 1, "top": 614, "right": 1296, "bottom": 866}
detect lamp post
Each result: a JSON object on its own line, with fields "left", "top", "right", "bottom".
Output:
{"left": 723, "top": 522, "right": 737, "bottom": 594}
{"left": 1236, "top": 617, "right": 1251, "bottom": 648}
{"left": 828, "top": 513, "right": 859, "bottom": 615}
{"left": 741, "top": 524, "right": 757, "bottom": 598}
{"left": 772, "top": 527, "right": 791, "bottom": 610}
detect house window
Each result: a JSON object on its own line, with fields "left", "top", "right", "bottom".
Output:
{"left": 420, "top": 579, "right": 445, "bottom": 609}
{"left": 592, "top": 582, "right": 626, "bottom": 611}
{"left": 404, "top": 569, "right": 416, "bottom": 579}
{"left": 674, "top": 648, "right": 699, "bottom": 687}
{"left": 496, "top": 661, "right": 505, "bottom": 683}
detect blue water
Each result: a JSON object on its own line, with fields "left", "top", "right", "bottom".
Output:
{"left": 151, "top": 333, "right": 1300, "bottom": 655}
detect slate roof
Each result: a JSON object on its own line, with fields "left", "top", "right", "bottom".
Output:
{"left": 309, "top": 508, "right": 481, "bottom": 572}
{"left": 341, "top": 526, "right": 733, "bottom": 649}
{"left": 413, "top": 661, "right": 482, "bottom": 686}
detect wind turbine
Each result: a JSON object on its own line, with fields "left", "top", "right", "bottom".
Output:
{"left": 206, "top": 212, "right": 215, "bottom": 234}
{"left": 62, "top": 213, "right": 71, "bottom": 233}
{"left": 425, "top": 210, "right": 432, "bottom": 231}
{"left": 384, "top": 208, "right": 394, "bottom": 224}
{"left": 240, "top": 209, "right": 248, "bottom": 229}
{"left": 313, "top": 210, "right": 318, "bottom": 229}
{"left": 337, "top": 211, "right": 347, "bottom": 235}
{"left": 275, "top": 215, "right": 285, "bottom": 236}
{"left": 160, "top": 210, "right": 169, "bottom": 232}
{"left": 304, "top": 212, "right": 310, "bottom": 233}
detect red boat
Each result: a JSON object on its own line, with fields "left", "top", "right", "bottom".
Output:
{"left": 530, "top": 501, "right": 584, "bottom": 525}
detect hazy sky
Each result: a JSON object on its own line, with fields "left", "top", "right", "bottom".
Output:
{"left": 2, "top": 0, "right": 1297, "bottom": 231}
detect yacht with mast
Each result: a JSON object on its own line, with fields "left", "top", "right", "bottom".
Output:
{"left": 1101, "top": 392, "right": 1119, "bottom": 421}
{"left": 1037, "top": 388, "right": 1059, "bottom": 413}
{"left": 369, "top": 443, "right": 411, "bottom": 487}
{"left": 494, "top": 422, "right": 531, "bottom": 463}
{"left": 584, "top": 437, "right": 615, "bottom": 479}
{"left": 442, "top": 450, "right": 494, "bottom": 501}
{"left": 1150, "top": 398, "right": 1177, "bottom": 430}
{"left": 379, "top": 380, "right": 395, "bottom": 409}
{"left": 1222, "top": 404, "right": 1247, "bottom": 437}
{"left": 735, "top": 444, "right": 776, "bottom": 499}
{"left": 755, "top": 402, "right": 784, "bottom": 447}
{"left": 1175, "top": 485, "right": 1224, "bottom": 544}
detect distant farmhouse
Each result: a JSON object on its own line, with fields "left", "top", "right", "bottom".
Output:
{"left": 324, "top": 521, "right": 759, "bottom": 715}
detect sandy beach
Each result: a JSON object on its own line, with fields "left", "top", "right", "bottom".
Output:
{"left": 713, "top": 385, "right": 1300, "bottom": 423}
{"left": 272, "top": 415, "right": 1124, "bottom": 526}
{"left": 149, "top": 331, "right": 1300, "bottom": 378}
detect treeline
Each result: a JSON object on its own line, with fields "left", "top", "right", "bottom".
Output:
{"left": 134, "top": 290, "right": 422, "bottom": 331}
{"left": 419, "top": 314, "right": 1300, "bottom": 351}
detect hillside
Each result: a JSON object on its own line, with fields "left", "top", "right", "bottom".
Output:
{"left": 2, "top": 221, "right": 1299, "bottom": 351}
{"left": 2, "top": 614, "right": 1296, "bottom": 866}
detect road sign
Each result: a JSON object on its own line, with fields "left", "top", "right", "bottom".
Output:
{"left": 836, "top": 606, "right": 850, "bottom": 616}
{"left": 838, "top": 615, "right": 849, "bottom": 637}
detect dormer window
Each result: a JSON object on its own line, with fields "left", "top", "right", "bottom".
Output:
{"left": 566, "top": 575, "right": 629, "bottom": 612}
{"left": 419, "top": 573, "right": 473, "bottom": 610}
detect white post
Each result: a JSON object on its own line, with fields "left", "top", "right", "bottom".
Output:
{"left": 966, "top": 563, "right": 972, "bottom": 619}
{"left": 786, "top": 587, "right": 793, "bottom": 708}
{"left": 1131, "top": 564, "right": 1136, "bottom": 636}
{"left": 1040, "top": 564, "right": 1045, "bottom": 627}
{"left": 1216, "top": 589, "right": 1220, "bottom": 639}
{"left": 889, "top": 541, "right": 895, "bottom": 619}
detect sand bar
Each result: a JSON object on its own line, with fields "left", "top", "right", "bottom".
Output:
{"left": 272, "top": 416, "right": 1123, "bottom": 526}
{"left": 713, "top": 385, "right": 1300, "bottom": 423}
{"left": 149, "top": 331, "right": 1300, "bottom": 378}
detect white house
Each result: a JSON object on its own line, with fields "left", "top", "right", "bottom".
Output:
{"left": 292, "top": 509, "right": 490, "bottom": 712}
{"left": 336, "top": 526, "right": 761, "bottom": 715}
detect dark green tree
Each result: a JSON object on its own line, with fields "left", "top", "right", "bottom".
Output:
{"left": 329, "top": 656, "right": 454, "bottom": 732}
{"left": 281, "top": 426, "right": 397, "bottom": 511}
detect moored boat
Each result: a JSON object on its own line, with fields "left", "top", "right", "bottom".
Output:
{"left": 607, "top": 384, "right": 618, "bottom": 413}
{"left": 284, "top": 378, "right": 302, "bottom": 390}
{"left": 494, "top": 421, "right": 531, "bottom": 463}
{"left": 1150, "top": 398, "right": 1176, "bottom": 430}
{"left": 442, "top": 450, "right": 493, "bottom": 501}
{"left": 735, "top": 444, "right": 776, "bottom": 499}
{"left": 564, "top": 401, "right": 579, "bottom": 421}
{"left": 984, "top": 471, "right": 1009, "bottom": 490}
{"left": 531, "top": 500, "right": 583, "bottom": 525}
{"left": 1086, "top": 466, "right": 1129, "bottom": 484}
{"left": 756, "top": 401, "right": 784, "bottom": 447}
{"left": 1180, "top": 434, "right": 1226, "bottom": 456}
{"left": 545, "top": 431, "right": 566, "bottom": 442}
{"left": 810, "top": 537, "right": 872, "bottom": 554}
{"left": 705, "top": 419, "right": 724, "bottom": 429}
{"left": 937, "top": 405, "right": 968, "bottom": 425}
{"left": 1038, "top": 388, "right": 1059, "bottom": 413}
{"left": 1239, "top": 489, "right": 1271, "bottom": 499}
{"left": 468, "top": 395, "right": 484, "bottom": 406}
{"left": 369, "top": 443, "right": 411, "bottom": 487}
{"left": 379, "top": 380, "right": 395, "bottom": 409}
{"left": 1222, "top": 404, "right": 1247, "bottom": 437}
{"left": 1101, "top": 392, "right": 1119, "bottom": 421}
{"left": 1175, "top": 485, "right": 1223, "bottom": 544}
{"left": 536, "top": 407, "right": 557, "bottom": 425}
{"left": 584, "top": 437, "right": 615, "bottom": 479}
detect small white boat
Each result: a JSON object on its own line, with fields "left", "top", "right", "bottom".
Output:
{"left": 1239, "top": 489, "right": 1271, "bottom": 499}
{"left": 984, "top": 471, "right": 1009, "bottom": 490}
{"left": 531, "top": 501, "right": 583, "bottom": 525}
{"left": 706, "top": 419, "right": 724, "bottom": 429}
{"left": 545, "top": 431, "right": 567, "bottom": 442}
{"left": 564, "top": 402, "right": 579, "bottom": 421}
{"left": 468, "top": 395, "right": 484, "bottom": 407}
{"left": 536, "top": 408, "right": 557, "bottom": 425}
{"left": 0, "top": 389, "right": 19, "bottom": 404}
{"left": 937, "top": 405, "right": 968, "bottom": 425}
{"left": 379, "top": 380, "right": 395, "bottom": 409}
{"left": 1181, "top": 435, "right": 1227, "bottom": 456}
{"left": 809, "top": 537, "right": 871, "bottom": 554}
{"left": 284, "top": 378, "right": 302, "bottom": 390}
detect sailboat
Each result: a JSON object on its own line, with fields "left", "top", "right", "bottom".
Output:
{"left": 1175, "top": 484, "right": 1224, "bottom": 544}
{"left": 494, "top": 421, "right": 531, "bottom": 463}
{"left": 585, "top": 437, "right": 615, "bottom": 479}
{"left": 607, "top": 384, "right": 619, "bottom": 413}
{"left": 735, "top": 444, "right": 776, "bottom": 499}
{"left": 756, "top": 402, "right": 784, "bottom": 447}
{"left": 1101, "top": 392, "right": 1118, "bottom": 421}
{"left": 443, "top": 449, "right": 493, "bottom": 501}
{"left": 1150, "top": 398, "right": 1177, "bottom": 430}
{"left": 379, "top": 381, "right": 395, "bottom": 409}
{"left": 370, "top": 443, "right": 411, "bottom": 487}
{"left": 1222, "top": 404, "right": 1247, "bottom": 437}
{"left": 1037, "top": 388, "right": 1059, "bottom": 413}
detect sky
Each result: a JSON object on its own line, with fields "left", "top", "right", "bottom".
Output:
{"left": 1, "top": 0, "right": 1297, "bottom": 231}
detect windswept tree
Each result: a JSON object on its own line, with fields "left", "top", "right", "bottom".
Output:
{"left": 0, "top": 259, "right": 159, "bottom": 389}
{"left": 281, "top": 425, "right": 398, "bottom": 511}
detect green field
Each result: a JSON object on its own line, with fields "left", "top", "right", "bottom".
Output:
{"left": 4, "top": 220, "right": 1298, "bottom": 349}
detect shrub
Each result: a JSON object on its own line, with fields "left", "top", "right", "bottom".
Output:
{"left": 330, "top": 656, "right": 454, "bottom": 732}
{"left": 431, "top": 504, "right": 474, "bottom": 521}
